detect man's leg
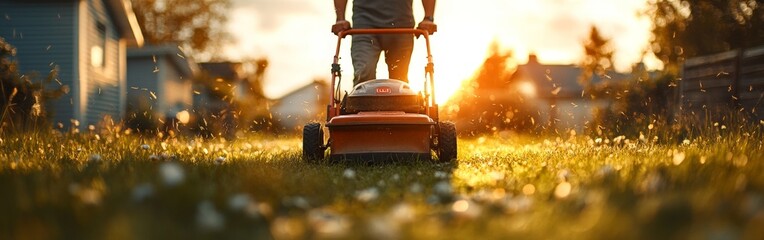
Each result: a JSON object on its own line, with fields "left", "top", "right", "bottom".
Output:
{"left": 382, "top": 34, "right": 414, "bottom": 82}
{"left": 351, "top": 34, "right": 382, "bottom": 86}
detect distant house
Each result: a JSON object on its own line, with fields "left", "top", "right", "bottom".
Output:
{"left": 196, "top": 62, "right": 244, "bottom": 111}
{"left": 195, "top": 62, "right": 245, "bottom": 137}
{"left": 271, "top": 80, "right": 330, "bottom": 131}
{"left": 126, "top": 44, "right": 197, "bottom": 128}
{"left": 509, "top": 54, "right": 627, "bottom": 132}
{"left": 0, "top": 0, "right": 144, "bottom": 128}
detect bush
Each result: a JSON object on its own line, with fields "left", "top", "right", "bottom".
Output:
{"left": 0, "top": 37, "right": 66, "bottom": 133}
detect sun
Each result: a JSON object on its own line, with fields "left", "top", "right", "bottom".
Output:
{"left": 404, "top": 28, "right": 496, "bottom": 104}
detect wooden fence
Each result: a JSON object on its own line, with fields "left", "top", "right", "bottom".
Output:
{"left": 681, "top": 45, "right": 764, "bottom": 121}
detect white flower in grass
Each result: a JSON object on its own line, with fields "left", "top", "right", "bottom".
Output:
{"left": 554, "top": 182, "right": 572, "bottom": 199}
{"left": 131, "top": 183, "right": 154, "bottom": 202}
{"left": 308, "top": 209, "right": 351, "bottom": 238}
{"left": 490, "top": 171, "right": 505, "bottom": 181}
{"left": 388, "top": 203, "right": 415, "bottom": 223}
{"left": 356, "top": 188, "right": 379, "bottom": 202}
{"left": 504, "top": 196, "right": 533, "bottom": 213}
{"left": 672, "top": 151, "right": 686, "bottom": 165}
{"left": 69, "top": 183, "right": 102, "bottom": 205}
{"left": 409, "top": 183, "right": 423, "bottom": 193}
{"left": 214, "top": 156, "right": 226, "bottom": 165}
{"left": 79, "top": 188, "right": 102, "bottom": 205}
{"left": 522, "top": 184, "right": 536, "bottom": 196}
{"left": 452, "top": 199, "right": 482, "bottom": 219}
{"left": 640, "top": 168, "right": 668, "bottom": 194}
{"left": 291, "top": 196, "right": 310, "bottom": 209}
{"left": 368, "top": 217, "right": 400, "bottom": 239}
{"left": 254, "top": 202, "right": 272, "bottom": 218}
{"left": 88, "top": 154, "right": 102, "bottom": 163}
{"left": 228, "top": 193, "right": 251, "bottom": 211}
{"left": 196, "top": 201, "right": 225, "bottom": 231}
{"left": 433, "top": 181, "right": 453, "bottom": 197}
{"left": 161, "top": 152, "right": 175, "bottom": 160}
{"left": 343, "top": 169, "right": 356, "bottom": 179}
{"left": 426, "top": 195, "right": 441, "bottom": 205}
{"left": 557, "top": 169, "right": 572, "bottom": 182}
{"left": 271, "top": 217, "right": 307, "bottom": 239}
{"left": 140, "top": 144, "right": 150, "bottom": 150}
{"left": 595, "top": 165, "right": 617, "bottom": 184}
{"left": 159, "top": 162, "right": 185, "bottom": 186}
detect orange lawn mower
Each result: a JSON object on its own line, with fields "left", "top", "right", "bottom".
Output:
{"left": 302, "top": 28, "right": 457, "bottom": 162}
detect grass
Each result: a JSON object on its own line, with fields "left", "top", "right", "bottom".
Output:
{"left": 1, "top": 125, "right": 763, "bottom": 240}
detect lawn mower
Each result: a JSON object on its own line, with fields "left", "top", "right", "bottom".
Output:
{"left": 302, "top": 28, "right": 457, "bottom": 162}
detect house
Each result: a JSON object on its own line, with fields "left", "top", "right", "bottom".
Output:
{"left": 509, "top": 54, "right": 626, "bottom": 132}
{"left": 125, "top": 44, "right": 197, "bottom": 129}
{"left": 0, "top": 0, "right": 144, "bottom": 128}
{"left": 195, "top": 62, "right": 245, "bottom": 137}
{"left": 271, "top": 80, "right": 330, "bottom": 132}
{"left": 233, "top": 59, "right": 271, "bottom": 131}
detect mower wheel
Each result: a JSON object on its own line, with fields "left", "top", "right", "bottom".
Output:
{"left": 302, "top": 123, "right": 325, "bottom": 162}
{"left": 437, "top": 121, "right": 457, "bottom": 162}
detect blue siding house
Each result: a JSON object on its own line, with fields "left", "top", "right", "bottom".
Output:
{"left": 126, "top": 44, "right": 197, "bottom": 125}
{"left": 0, "top": 0, "right": 143, "bottom": 128}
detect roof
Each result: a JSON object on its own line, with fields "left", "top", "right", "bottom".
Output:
{"left": 104, "top": 0, "right": 144, "bottom": 46}
{"left": 514, "top": 63, "right": 582, "bottom": 98}
{"left": 128, "top": 44, "right": 198, "bottom": 78}
{"left": 510, "top": 57, "right": 629, "bottom": 99}
{"left": 272, "top": 80, "right": 329, "bottom": 107}
{"left": 199, "top": 62, "right": 244, "bottom": 81}
{"left": 282, "top": 80, "right": 329, "bottom": 98}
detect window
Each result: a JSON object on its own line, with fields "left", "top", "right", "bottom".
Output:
{"left": 91, "top": 22, "right": 106, "bottom": 67}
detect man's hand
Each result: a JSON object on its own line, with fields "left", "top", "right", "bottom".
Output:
{"left": 332, "top": 20, "right": 351, "bottom": 35}
{"left": 417, "top": 19, "right": 437, "bottom": 34}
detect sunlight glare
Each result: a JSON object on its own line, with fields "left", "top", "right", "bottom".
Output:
{"left": 452, "top": 200, "right": 470, "bottom": 212}
{"left": 518, "top": 81, "right": 536, "bottom": 98}
{"left": 176, "top": 110, "right": 190, "bottom": 124}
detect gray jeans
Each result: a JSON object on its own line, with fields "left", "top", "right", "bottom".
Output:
{"left": 351, "top": 34, "right": 414, "bottom": 85}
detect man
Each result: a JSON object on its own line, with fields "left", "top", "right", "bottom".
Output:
{"left": 332, "top": 0, "right": 437, "bottom": 86}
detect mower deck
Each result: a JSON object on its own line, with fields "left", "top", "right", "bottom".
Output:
{"left": 327, "top": 111, "right": 434, "bottom": 160}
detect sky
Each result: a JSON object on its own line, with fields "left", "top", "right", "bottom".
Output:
{"left": 223, "top": 0, "right": 661, "bottom": 103}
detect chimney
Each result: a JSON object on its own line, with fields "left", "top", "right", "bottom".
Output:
{"left": 528, "top": 53, "right": 539, "bottom": 64}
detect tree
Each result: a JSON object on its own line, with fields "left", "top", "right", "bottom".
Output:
{"left": 579, "top": 26, "right": 614, "bottom": 88}
{"left": 0, "top": 37, "right": 65, "bottom": 132}
{"left": 446, "top": 41, "right": 538, "bottom": 134}
{"left": 237, "top": 58, "right": 273, "bottom": 131}
{"left": 131, "top": 0, "right": 231, "bottom": 60}
{"left": 647, "top": 0, "right": 764, "bottom": 74}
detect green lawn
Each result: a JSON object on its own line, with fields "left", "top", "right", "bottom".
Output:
{"left": 1, "top": 127, "right": 763, "bottom": 239}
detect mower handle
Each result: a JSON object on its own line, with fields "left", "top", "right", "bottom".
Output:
{"left": 330, "top": 28, "right": 436, "bottom": 120}
{"left": 333, "top": 28, "right": 432, "bottom": 65}
{"left": 337, "top": 28, "right": 430, "bottom": 39}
